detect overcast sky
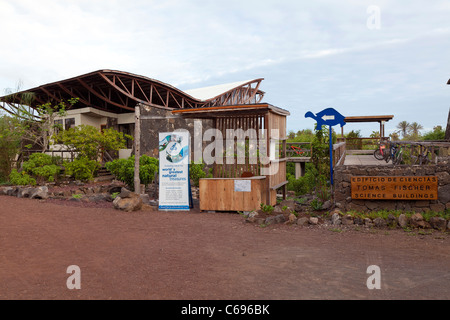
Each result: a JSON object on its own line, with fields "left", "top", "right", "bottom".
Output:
{"left": 0, "top": 0, "right": 449, "bottom": 136}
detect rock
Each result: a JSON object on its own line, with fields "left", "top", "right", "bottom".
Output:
{"left": 17, "top": 187, "right": 35, "bottom": 198}
{"left": 287, "top": 213, "right": 297, "bottom": 224}
{"left": 398, "top": 214, "right": 410, "bottom": 228}
{"left": 88, "top": 193, "right": 112, "bottom": 203}
{"left": 119, "top": 187, "right": 133, "bottom": 199}
{"left": 331, "top": 213, "right": 341, "bottom": 225}
{"left": 429, "top": 217, "right": 447, "bottom": 231}
{"left": 279, "top": 200, "right": 296, "bottom": 211}
{"left": 246, "top": 211, "right": 259, "bottom": 222}
{"left": 322, "top": 200, "right": 332, "bottom": 210}
{"left": 141, "top": 204, "right": 156, "bottom": 211}
{"left": 373, "top": 217, "right": 387, "bottom": 228}
{"left": 273, "top": 206, "right": 283, "bottom": 214}
{"left": 309, "top": 217, "right": 319, "bottom": 225}
{"left": 430, "top": 203, "right": 446, "bottom": 213}
{"left": 387, "top": 214, "right": 397, "bottom": 227}
{"left": 242, "top": 211, "right": 251, "bottom": 218}
{"left": 296, "top": 217, "right": 309, "bottom": 226}
{"left": 139, "top": 194, "right": 150, "bottom": 204}
{"left": 411, "top": 213, "right": 426, "bottom": 228}
{"left": 30, "top": 186, "right": 49, "bottom": 199}
{"left": 364, "top": 218, "right": 373, "bottom": 227}
{"left": 113, "top": 194, "right": 143, "bottom": 212}
{"left": 342, "top": 215, "right": 354, "bottom": 225}
{"left": 354, "top": 217, "right": 364, "bottom": 225}
{"left": 265, "top": 214, "right": 286, "bottom": 225}
{"left": 3, "top": 186, "right": 18, "bottom": 196}
{"left": 438, "top": 184, "right": 450, "bottom": 203}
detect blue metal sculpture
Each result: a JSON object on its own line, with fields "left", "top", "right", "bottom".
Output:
{"left": 305, "top": 108, "right": 346, "bottom": 185}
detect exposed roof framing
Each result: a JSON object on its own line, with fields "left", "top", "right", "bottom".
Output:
{"left": 344, "top": 115, "right": 394, "bottom": 123}
{"left": 0, "top": 69, "right": 265, "bottom": 114}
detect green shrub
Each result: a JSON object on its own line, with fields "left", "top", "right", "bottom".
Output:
{"left": 106, "top": 155, "right": 158, "bottom": 190}
{"left": 189, "top": 162, "right": 212, "bottom": 186}
{"left": 22, "top": 153, "right": 61, "bottom": 183}
{"left": 64, "top": 157, "right": 100, "bottom": 182}
{"left": 9, "top": 169, "right": 36, "bottom": 186}
{"left": 260, "top": 203, "right": 274, "bottom": 214}
{"left": 309, "top": 198, "right": 323, "bottom": 211}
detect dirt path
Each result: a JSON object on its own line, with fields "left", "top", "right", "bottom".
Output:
{"left": 0, "top": 195, "right": 449, "bottom": 300}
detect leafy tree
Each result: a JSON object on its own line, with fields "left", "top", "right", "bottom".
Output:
{"left": 409, "top": 122, "right": 423, "bottom": 139}
{"left": 0, "top": 115, "right": 22, "bottom": 182}
{"left": 389, "top": 132, "right": 400, "bottom": 141}
{"left": 396, "top": 121, "right": 410, "bottom": 139}
{"left": 422, "top": 126, "right": 445, "bottom": 141}
{"left": 1, "top": 92, "right": 78, "bottom": 152}
{"left": 53, "top": 125, "right": 131, "bottom": 161}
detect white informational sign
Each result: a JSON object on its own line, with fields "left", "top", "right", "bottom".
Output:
{"left": 158, "top": 131, "right": 190, "bottom": 211}
{"left": 234, "top": 180, "right": 251, "bottom": 192}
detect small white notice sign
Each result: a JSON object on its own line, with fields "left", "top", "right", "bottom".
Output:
{"left": 234, "top": 180, "right": 251, "bottom": 192}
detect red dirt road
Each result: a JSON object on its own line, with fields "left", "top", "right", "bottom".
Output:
{"left": 0, "top": 195, "right": 449, "bottom": 300}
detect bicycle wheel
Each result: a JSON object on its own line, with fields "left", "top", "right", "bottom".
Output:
{"left": 418, "top": 155, "right": 429, "bottom": 165}
{"left": 394, "top": 152, "right": 403, "bottom": 165}
{"left": 374, "top": 149, "right": 384, "bottom": 160}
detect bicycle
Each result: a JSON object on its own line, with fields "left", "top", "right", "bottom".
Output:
{"left": 392, "top": 144, "right": 404, "bottom": 165}
{"left": 412, "top": 145, "right": 432, "bottom": 165}
{"left": 290, "top": 145, "right": 305, "bottom": 156}
{"left": 384, "top": 142, "right": 397, "bottom": 163}
{"left": 374, "top": 141, "right": 388, "bottom": 160}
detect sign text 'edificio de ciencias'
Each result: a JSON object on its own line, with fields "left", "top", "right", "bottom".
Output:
{"left": 351, "top": 176, "right": 438, "bottom": 200}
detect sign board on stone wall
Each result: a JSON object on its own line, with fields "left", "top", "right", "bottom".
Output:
{"left": 351, "top": 176, "right": 438, "bottom": 200}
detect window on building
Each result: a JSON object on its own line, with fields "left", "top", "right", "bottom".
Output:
{"left": 119, "top": 123, "right": 134, "bottom": 149}
{"left": 65, "top": 118, "right": 75, "bottom": 130}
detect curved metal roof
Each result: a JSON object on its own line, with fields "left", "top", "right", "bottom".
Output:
{"left": 0, "top": 69, "right": 265, "bottom": 114}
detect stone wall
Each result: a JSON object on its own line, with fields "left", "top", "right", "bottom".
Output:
{"left": 139, "top": 104, "right": 214, "bottom": 158}
{"left": 334, "top": 163, "right": 450, "bottom": 212}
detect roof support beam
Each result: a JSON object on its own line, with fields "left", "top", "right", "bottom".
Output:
{"left": 77, "top": 78, "right": 135, "bottom": 111}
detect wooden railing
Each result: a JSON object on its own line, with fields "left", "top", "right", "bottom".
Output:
{"left": 18, "top": 149, "right": 77, "bottom": 164}
{"left": 389, "top": 140, "right": 450, "bottom": 164}
{"left": 333, "top": 142, "right": 346, "bottom": 167}
{"left": 337, "top": 137, "right": 389, "bottom": 151}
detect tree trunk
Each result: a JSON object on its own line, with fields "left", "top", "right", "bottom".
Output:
{"left": 134, "top": 106, "right": 141, "bottom": 194}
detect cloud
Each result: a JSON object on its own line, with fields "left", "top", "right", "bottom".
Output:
{"left": 0, "top": 0, "right": 449, "bottom": 137}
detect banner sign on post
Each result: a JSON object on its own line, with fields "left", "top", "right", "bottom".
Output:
{"left": 158, "top": 131, "right": 190, "bottom": 211}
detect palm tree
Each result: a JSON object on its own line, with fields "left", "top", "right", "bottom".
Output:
{"left": 396, "top": 121, "right": 410, "bottom": 138}
{"left": 389, "top": 132, "right": 400, "bottom": 141}
{"left": 409, "top": 122, "right": 423, "bottom": 138}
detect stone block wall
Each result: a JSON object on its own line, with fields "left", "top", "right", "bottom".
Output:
{"left": 334, "top": 163, "right": 450, "bottom": 212}
{"left": 139, "top": 104, "right": 214, "bottom": 159}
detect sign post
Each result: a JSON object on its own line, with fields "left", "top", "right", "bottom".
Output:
{"left": 305, "top": 108, "right": 346, "bottom": 185}
{"left": 158, "top": 131, "right": 190, "bottom": 211}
